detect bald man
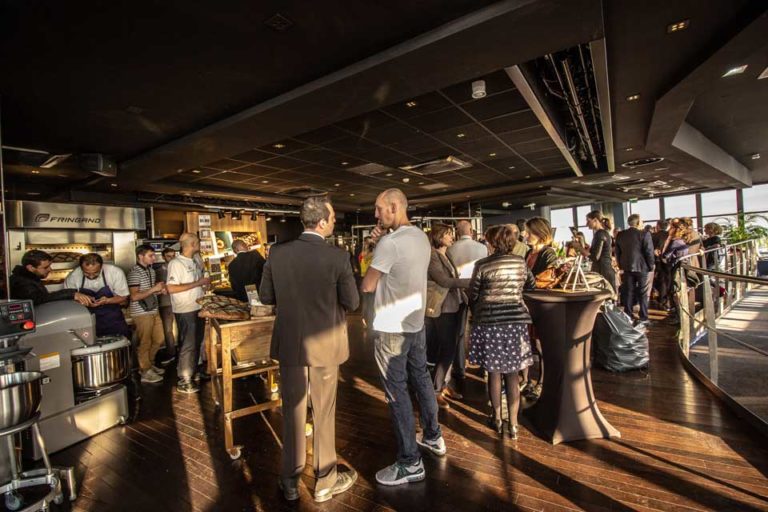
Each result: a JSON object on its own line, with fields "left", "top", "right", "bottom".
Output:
{"left": 228, "top": 239, "right": 266, "bottom": 303}
{"left": 361, "top": 188, "right": 446, "bottom": 486}
{"left": 166, "top": 233, "right": 211, "bottom": 393}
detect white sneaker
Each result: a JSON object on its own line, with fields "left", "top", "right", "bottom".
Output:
{"left": 151, "top": 365, "right": 166, "bottom": 375}
{"left": 375, "top": 459, "right": 425, "bottom": 486}
{"left": 141, "top": 368, "right": 163, "bottom": 384}
{"left": 416, "top": 434, "right": 447, "bottom": 457}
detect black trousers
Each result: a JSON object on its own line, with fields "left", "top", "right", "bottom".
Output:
{"left": 426, "top": 309, "right": 462, "bottom": 392}
{"left": 621, "top": 271, "right": 649, "bottom": 321}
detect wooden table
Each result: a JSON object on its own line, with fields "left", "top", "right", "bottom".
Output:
{"left": 523, "top": 289, "right": 620, "bottom": 444}
{"left": 205, "top": 316, "right": 281, "bottom": 459}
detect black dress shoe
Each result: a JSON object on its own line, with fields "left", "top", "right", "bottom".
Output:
{"left": 486, "top": 416, "right": 503, "bottom": 434}
{"left": 278, "top": 479, "right": 299, "bottom": 501}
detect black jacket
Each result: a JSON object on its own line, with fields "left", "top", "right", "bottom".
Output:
{"left": 468, "top": 254, "right": 535, "bottom": 325}
{"left": 615, "top": 228, "right": 655, "bottom": 273}
{"left": 9, "top": 265, "right": 77, "bottom": 305}
{"left": 527, "top": 246, "right": 558, "bottom": 277}
{"left": 227, "top": 250, "right": 266, "bottom": 302}
{"left": 260, "top": 233, "right": 359, "bottom": 367}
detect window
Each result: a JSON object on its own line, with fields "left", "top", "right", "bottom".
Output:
{"left": 575, "top": 205, "right": 593, "bottom": 226}
{"left": 550, "top": 208, "right": 575, "bottom": 245}
{"left": 743, "top": 184, "right": 768, "bottom": 213}
{"left": 629, "top": 198, "right": 660, "bottom": 224}
{"left": 700, "top": 190, "right": 737, "bottom": 217}
{"left": 663, "top": 194, "right": 697, "bottom": 220}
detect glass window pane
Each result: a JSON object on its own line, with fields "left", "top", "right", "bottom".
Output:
{"left": 700, "top": 190, "right": 737, "bottom": 216}
{"left": 743, "top": 184, "right": 768, "bottom": 213}
{"left": 576, "top": 226, "right": 594, "bottom": 245}
{"left": 663, "top": 194, "right": 697, "bottom": 219}
{"left": 550, "top": 207, "right": 573, "bottom": 246}
{"left": 629, "top": 199, "right": 660, "bottom": 223}
{"left": 702, "top": 215, "right": 736, "bottom": 233}
{"left": 576, "top": 205, "right": 592, "bottom": 225}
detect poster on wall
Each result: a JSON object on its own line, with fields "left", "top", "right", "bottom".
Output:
{"left": 199, "top": 214, "right": 211, "bottom": 228}
{"left": 199, "top": 228, "right": 212, "bottom": 240}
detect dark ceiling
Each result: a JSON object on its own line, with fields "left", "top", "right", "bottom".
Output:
{"left": 1, "top": 0, "right": 766, "bottom": 214}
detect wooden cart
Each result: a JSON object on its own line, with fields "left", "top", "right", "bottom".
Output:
{"left": 205, "top": 316, "right": 281, "bottom": 460}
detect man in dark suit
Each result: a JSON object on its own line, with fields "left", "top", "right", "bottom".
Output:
{"left": 615, "top": 214, "right": 655, "bottom": 325}
{"left": 260, "top": 195, "right": 359, "bottom": 503}
{"left": 227, "top": 239, "right": 266, "bottom": 302}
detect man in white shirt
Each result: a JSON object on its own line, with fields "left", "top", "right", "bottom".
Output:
{"left": 65, "top": 253, "right": 131, "bottom": 338}
{"left": 361, "top": 189, "right": 446, "bottom": 487}
{"left": 166, "top": 233, "right": 211, "bottom": 394}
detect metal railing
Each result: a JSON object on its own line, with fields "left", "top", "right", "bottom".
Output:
{"left": 674, "top": 238, "right": 768, "bottom": 434}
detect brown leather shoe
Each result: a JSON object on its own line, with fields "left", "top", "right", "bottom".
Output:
{"left": 436, "top": 393, "right": 451, "bottom": 409}
{"left": 442, "top": 387, "right": 464, "bottom": 400}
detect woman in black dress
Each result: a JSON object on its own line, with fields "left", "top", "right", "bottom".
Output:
{"left": 468, "top": 224, "right": 535, "bottom": 438}
{"left": 578, "top": 210, "right": 616, "bottom": 291}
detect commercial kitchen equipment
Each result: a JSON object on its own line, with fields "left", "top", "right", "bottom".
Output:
{"left": 19, "top": 301, "right": 129, "bottom": 459}
{"left": 6, "top": 200, "right": 146, "bottom": 287}
{"left": 0, "top": 300, "right": 77, "bottom": 511}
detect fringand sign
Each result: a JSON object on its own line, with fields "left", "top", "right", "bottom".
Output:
{"left": 7, "top": 201, "right": 145, "bottom": 230}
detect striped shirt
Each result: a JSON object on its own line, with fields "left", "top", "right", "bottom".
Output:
{"left": 127, "top": 264, "right": 157, "bottom": 316}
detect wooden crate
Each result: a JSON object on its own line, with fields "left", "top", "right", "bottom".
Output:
{"left": 214, "top": 316, "right": 275, "bottom": 364}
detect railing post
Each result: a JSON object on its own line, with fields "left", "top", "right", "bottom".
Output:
{"left": 702, "top": 275, "right": 718, "bottom": 385}
{"left": 678, "top": 267, "right": 690, "bottom": 357}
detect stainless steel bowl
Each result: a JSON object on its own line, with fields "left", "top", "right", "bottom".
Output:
{"left": 0, "top": 371, "right": 43, "bottom": 430}
{"left": 72, "top": 342, "right": 130, "bottom": 390}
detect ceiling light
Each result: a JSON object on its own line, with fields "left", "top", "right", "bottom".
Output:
{"left": 217, "top": 210, "right": 226, "bottom": 219}
{"left": 27, "top": 192, "right": 40, "bottom": 196}
{"left": 349, "top": 193, "right": 355, "bottom": 197}
{"left": 489, "top": 153, "right": 497, "bottom": 157}
{"left": 752, "top": 153, "right": 761, "bottom": 160}
{"left": 273, "top": 143, "right": 286, "bottom": 149}
{"left": 667, "top": 19, "right": 689, "bottom": 33}
{"left": 402, "top": 178, "right": 410, "bottom": 183}
{"left": 525, "top": 175, "right": 531, "bottom": 179}
{"left": 266, "top": 216, "right": 272, "bottom": 222}
{"left": 261, "top": 180, "right": 269, "bottom": 184}
{"left": 722, "top": 65, "right": 748, "bottom": 78}
{"left": 196, "top": 190, "right": 204, "bottom": 193}
{"left": 341, "top": 161, "right": 349, "bottom": 166}
{"left": 192, "top": 169, "right": 201, "bottom": 174}
{"left": 231, "top": 210, "right": 242, "bottom": 220}
{"left": 418, "top": 182, "right": 425, "bottom": 185}
{"left": 456, "top": 133, "right": 465, "bottom": 138}
{"left": 759, "top": 66, "right": 768, "bottom": 80}
{"left": 251, "top": 211, "right": 259, "bottom": 221}
{"left": 110, "top": 183, "right": 118, "bottom": 187}
{"left": 280, "top": 217, "right": 286, "bottom": 223}
{"left": 626, "top": 94, "right": 640, "bottom": 101}
{"left": 406, "top": 101, "right": 417, "bottom": 107}
{"left": 625, "top": 147, "right": 634, "bottom": 152}
{"left": 334, "top": 183, "right": 340, "bottom": 187}
{"left": 385, "top": 173, "right": 393, "bottom": 177}
{"left": 471, "top": 80, "right": 486, "bottom": 99}
{"left": 31, "top": 170, "right": 40, "bottom": 174}
{"left": 502, "top": 201, "right": 510, "bottom": 207}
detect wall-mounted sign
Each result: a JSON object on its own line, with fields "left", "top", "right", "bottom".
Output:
{"left": 198, "top": 214, "right": 211, "bottom": 228}
{"left": 6, "top": 201, "right": 145, "bottom": 230}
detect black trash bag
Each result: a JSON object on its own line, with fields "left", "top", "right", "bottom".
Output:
{"left": 593, "top": 303, "right": 649, "bottom": 372}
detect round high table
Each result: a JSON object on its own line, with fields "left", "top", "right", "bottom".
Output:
{"left": 523, "top": 289, "right": 620, "bottom": 444}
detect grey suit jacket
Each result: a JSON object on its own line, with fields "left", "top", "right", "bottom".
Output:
{"left": 260, "top": 233, "right": 359, "bottom": 367}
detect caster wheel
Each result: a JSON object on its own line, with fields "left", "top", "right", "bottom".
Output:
{"left": 228, "top": 446, "right": 242, "bottom": 460}
{"left": 4, "top": 491, "right": 23, "bottom": 511}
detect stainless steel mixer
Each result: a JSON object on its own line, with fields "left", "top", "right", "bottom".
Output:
{"left": 0, "top": 300, "right": 77, "bottom": 511}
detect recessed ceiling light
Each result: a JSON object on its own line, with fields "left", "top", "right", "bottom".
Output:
{"left": 273, "top": 143, "right": 286, "bottom": 149}
{"left": 31, "top": 170, "right": 40, "bottom": 174}
{"left": 667, "top": 19, "right": 689, "bottom": 33}
{"left": 261, "top": 180, "right": 269, "bottom": 183}
{"left": 266, "top": 217, "right": 272, "bottom": 222}
{"left": 349, "top": 193, "right": 355, "bottom": 197}
{"left": 334, "top": 183, "right": 340, "bottom": 187}
{"left": 385, "top": 173, "right": 393, "bottom": 177}
{"left": 456, "top": 133, "right": 466, "bottom": 138}
{"left": 502, "top": 201, "right": 510, "bottom": 207}
{"left": 489, "top": 152, "right": 497, "bottom": 157}
{"left": 110, "top": 183, "right": 118, "bottom": 187}
{"left": 722, "top": 65, "right": 748, "bottom": 78}
{"left": 196, "top": 190, "right": 204, "bottom": 193}
{"left": 625, "top": 147, "right": 634, "bottom": 152}
{"left": 626, "top": 94, "right": 640, "bottom": 101}
{"left": 508, "top": 166, "right": 516, "bottom": 170}
{"left": 27, "top": 192, "right": 40, "bottom": 196}
{"left": 341, "top": 161, "right": 349, "bottom": 166}
{"left": 192, "top": 169, "right": 201, "bottom": 174}
{"left": 752, "top": 153, "right": 761, "bottom": 160}
{"left": 525, "top": 175, "right": 531, "bottom": 179}
{"left": 405, "top": 101, "right": 417, "bottom": 107}
{"left": 759, "top": 66, "right": 768, "bottom": 80}
{"left": 402, "top": 177, "right": 410, "bottom": 183}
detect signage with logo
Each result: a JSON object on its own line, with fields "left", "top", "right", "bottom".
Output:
{"left": 6, "top": 201, "right": 146, "bottom": 230}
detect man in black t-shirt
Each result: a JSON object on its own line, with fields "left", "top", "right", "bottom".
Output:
{"left": 227, "top": 240, "right": 266, "bottom": 303}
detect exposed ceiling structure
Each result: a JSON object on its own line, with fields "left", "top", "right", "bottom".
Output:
{"left": 1, "top": 0, "right": 766, "bottom": 215}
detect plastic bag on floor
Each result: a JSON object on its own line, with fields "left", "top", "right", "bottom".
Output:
{"left": 593, "top": 303, "right": 649, "bottom": 372}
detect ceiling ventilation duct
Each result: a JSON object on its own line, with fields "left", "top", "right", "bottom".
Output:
{"left": 400, "top": 156, "right": 471, "bottom": 176}
{"left": 621, "top": 157, "right": 665, "bottom": 169}
{"left": 575, "top": 174, "right": 632, "bottom": 186}
{"left": 346, "top": 162, "right": 394, "bottom": 176}
{"left": 280, "top": 186, "right": 329, "bottom": 197}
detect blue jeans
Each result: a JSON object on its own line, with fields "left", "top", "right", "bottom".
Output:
{"left": 374, "top": 328, "right": 442, "bottom": 465}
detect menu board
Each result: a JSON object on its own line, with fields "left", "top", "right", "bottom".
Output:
{"left": 199, "top": 214, "right": 211, "bottom": 227}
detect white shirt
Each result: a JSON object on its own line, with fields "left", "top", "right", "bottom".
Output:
{"left": 302, "top": 231, "right": 325, "bottom": 240}
{"left": 371, "top": 225, "right": 431, "bottom": 333}
{"left": 447, "top": 235, "right": 489, "bottom": 278}
{"left": 166, "top": 254, "right": 204, "bottom": 314}
{"left": 65, "top": 264, "right": 130, "bottom": 297}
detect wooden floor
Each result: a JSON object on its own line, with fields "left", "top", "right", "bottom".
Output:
{"left": 45, "top": 311, "right": 768, "bottom": 512}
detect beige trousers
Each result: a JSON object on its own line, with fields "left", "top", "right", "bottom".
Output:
{"left": 134, "top": 312, "right": 165, "bottom": 371}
